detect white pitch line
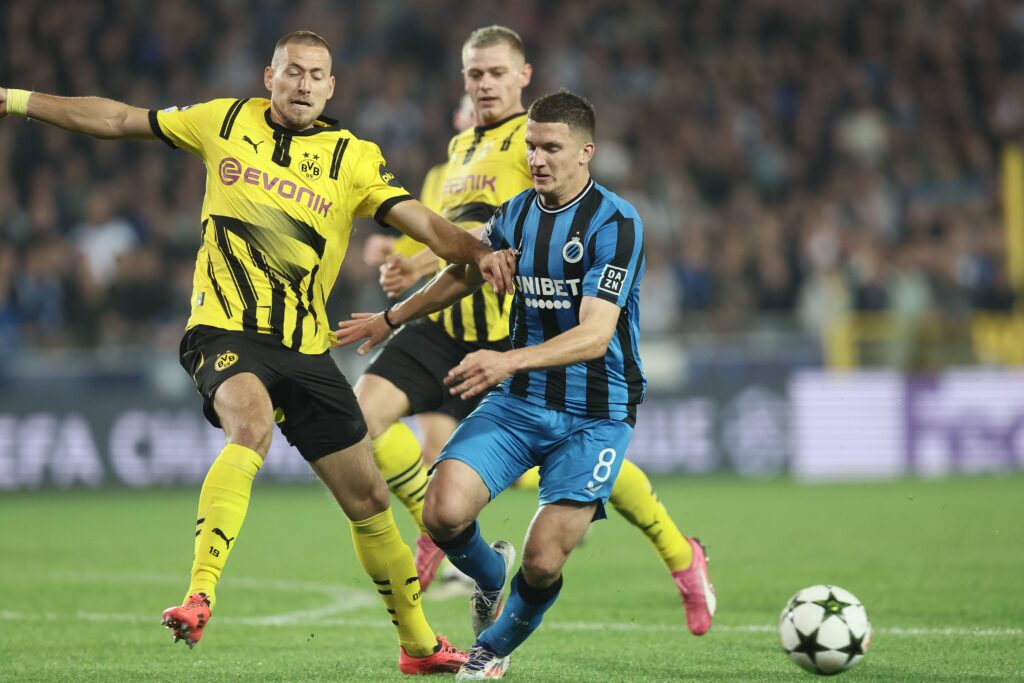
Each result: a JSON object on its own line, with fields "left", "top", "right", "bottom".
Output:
{"left": 41, "top": 570, "right": 379, "bottom": 625}
{"left": 1, "top": 610, "right": 1020, "bottom": 639}
{"left": 24, "top": 571, "right": 1024, "bottom": 639}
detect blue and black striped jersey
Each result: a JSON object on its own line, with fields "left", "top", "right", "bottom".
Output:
{"left": 481, "top": 179, "right": 647, "bottom": 424}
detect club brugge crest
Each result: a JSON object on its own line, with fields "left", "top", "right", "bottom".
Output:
{"left": 562, "top": 236, "right": 583, "bottom": 264}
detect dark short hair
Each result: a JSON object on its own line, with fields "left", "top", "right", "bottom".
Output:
{"left": 527, "top": 89, "right": 595, "bottom": 140}
{"left": 275, "top": 31, "right": 332, "bottom": 59}
{"left": 462, "top": 25, "right": 525, "bottom": 61}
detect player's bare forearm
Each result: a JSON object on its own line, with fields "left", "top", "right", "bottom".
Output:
{"left": 510, "top": 326, "right": 606, "bottom": 371}
{"left": 382, "top": 201, "right": 515, "bottom": 293}
{"left": 4, "top": 90, "right": 154, "bottom": 139}
{"left": 390, "top": 264, "right": 484, "bottom": 324}
{"left": 335, "top": 264, "right": 483, "bottom": 356}
{"left": 504, "top": 298, "right": 620, "bottom": 372}
{"left": 444, "top": 297, "right": 622, "bottom": 400}
{"left": 403, "top": 225, "right": 484, "bottom": 278}
{"left": 421, "top": 212, "right": 492, "bottom": 266}
{"left": 385, "top": 200, "right": 480, "bottom": 262}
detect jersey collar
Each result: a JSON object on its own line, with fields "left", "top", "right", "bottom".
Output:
{"left": 536, "top": 178, "right": 595, "bottom": 214}
{"left": 474, "top": 110, "right": 526, "bottom": 133}
{"left": 263, "top": 109, "right": 342, "bottom": 136}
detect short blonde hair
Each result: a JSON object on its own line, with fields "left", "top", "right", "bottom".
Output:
{"left": 462, "top": 25, "right": 525, "bottom": 62}
{"left": 274, "top": 31, "right": 332, "bottom": 60}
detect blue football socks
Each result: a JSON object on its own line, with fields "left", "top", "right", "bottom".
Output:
{"left": 431, "top": 520, "right": 506, "bottom": 591}
{"left": 479, "top": 569, "right": 563, "bottom": 655}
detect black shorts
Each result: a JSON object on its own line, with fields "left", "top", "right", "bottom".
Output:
{"left": 364, "top": 319, "right": 512, "bottom": 423}
{"left": 179, "top": 325, "right": 368, "bottom": 461}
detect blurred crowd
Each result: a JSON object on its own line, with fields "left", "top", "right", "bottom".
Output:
{"left": 1, "top": 0, "right": 1022, "bottom": 355}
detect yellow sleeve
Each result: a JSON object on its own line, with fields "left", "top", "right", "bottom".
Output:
{"left": 149, "top": 99, "right": 232, "bottom": 157}
{"left": 350, "top": 141, "right": 414, "bottom": 225}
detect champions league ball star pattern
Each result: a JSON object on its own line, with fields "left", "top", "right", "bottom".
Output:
{"left": 779, "top": 584, "right": 871, "bottom": 676}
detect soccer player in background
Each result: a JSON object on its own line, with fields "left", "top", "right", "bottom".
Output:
{"left": 361, "top": 94, "right": 477, "bottom": 275}
{"left": 363, "top": 93, "right": 480, "bottom": 596}
{"left": 363, "top": 93, "right": 478, "bottom": 477}
{"left": 351, "top": 28, "right": 533, "bottom": 593}
{"left": 0, "top": 31, "right": 517, "bottom": 674}
{"left": 352, "top": 25, "right": 717, "bottom": 638}
{"left": 336, "top": 90, "right": 715, "bottom": 680}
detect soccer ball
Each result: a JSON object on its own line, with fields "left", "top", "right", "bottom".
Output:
{"left": 779, "top": 584, "right": 871, "bottom": 675}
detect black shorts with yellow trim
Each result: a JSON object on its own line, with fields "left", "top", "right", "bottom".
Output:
{"left": 364, "top": 319, "right": 512, "bottom": 423}
{"left": 179, "top": 325, "right": 367, "bottom": 461}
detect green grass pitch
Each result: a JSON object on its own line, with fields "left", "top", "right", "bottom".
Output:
{"left": 1, "top": 475, "right": 1022, "bottom": 681}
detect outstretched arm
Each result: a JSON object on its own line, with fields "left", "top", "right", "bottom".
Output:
{"left": 380, "top": 199, "right": 515, "bottom": 295}
{"left": 334, "top": 261, "right": 489, "bottom": 355}
{"left": 378, "top": 224, "right": 488, "bottom": 298}
{"left": 0, "top": 87, "right": 155, "bottom": 140}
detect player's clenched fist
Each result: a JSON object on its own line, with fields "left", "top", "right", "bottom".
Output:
{"left": 379, "top": 254, "right": 419, "bottom": 298}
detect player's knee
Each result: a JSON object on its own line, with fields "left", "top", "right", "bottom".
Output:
{"left": 226, "top": 419, "right": 273, "bottom": 455}
{"left": 354, "top": 376, "right": 407, "bottom": 440}
{"left": 521, "top": 550, "right": 565, "bottom": 588}
{"left": 422, "top": 498, "right": 470, "bottom": 541}
{"left": 362, "top": 412, "right": 393, "bottom": 441}
{"left": 355, "top": 393, "right": 394, "bottom": 441}
{"left": 216, "top": 383, "right": 274, "bottom": 454}
{"left": 365, "top": 475, "right": 391, "bottom": 513}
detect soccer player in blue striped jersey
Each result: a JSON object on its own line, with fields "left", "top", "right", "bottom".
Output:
{"left": 336, "top": 90, "right": 715, "bottom": 680}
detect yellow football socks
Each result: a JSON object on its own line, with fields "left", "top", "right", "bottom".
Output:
{"left": 372, "top": 424, "right": 429, "bottom": 535}
{"left": 351, "top": 507, "right": 437, "bottom": 657}
{"left": 609, "top": 459, "right": 693, "bottom": 572}
{"left": 187, "top": 443, "right": 263, "bottom": 609}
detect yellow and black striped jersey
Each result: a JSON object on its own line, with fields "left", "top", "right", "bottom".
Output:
{"left": 420, "top": 161, "right": 447, "bottom": 214}
{"left": 150, "top": 97, "right": 411, "bottom": 354}
{"left": 433, "top": 112, "right": 531, "bottom": 343}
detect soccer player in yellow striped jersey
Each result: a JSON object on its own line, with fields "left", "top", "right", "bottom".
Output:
{"left": 348, "top": 27, "right": 716, "bottom": 640}
{"left": 0, "top": 31, "right": 522, "bottom": 673}
{"left": 370, "top": 95, "right": 481, "bottom": 475}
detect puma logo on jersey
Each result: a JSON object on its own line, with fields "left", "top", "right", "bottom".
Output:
{"left": 215, "top": 351, "right": 238, "bottom": 371}
{"left": 211, "top": 528, "right": 235, "bottom": 549}
{"left": 242, "top": 135, "right": 263, "bottom": 153}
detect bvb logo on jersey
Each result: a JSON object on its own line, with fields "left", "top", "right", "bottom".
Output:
{"left": 215, "top": 351, "right": 239, "bottom": 372}
{"left": 299, "top": 153, "right": 322, "bottom": 180}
